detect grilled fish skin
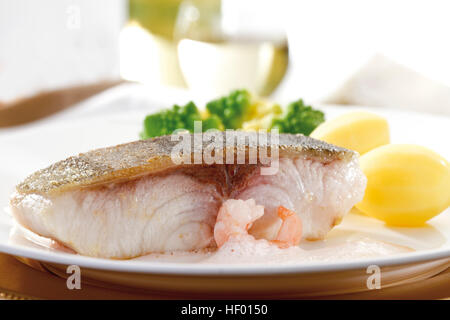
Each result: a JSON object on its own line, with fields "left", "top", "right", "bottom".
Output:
{"left": 10, "top": 133, "right": 366, "bottom": 258}
{"left": 17, "top": 132, "right": 352, "bottom": 195}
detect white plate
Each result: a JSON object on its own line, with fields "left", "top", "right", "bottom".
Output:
{"left": 0, "top": 105, "right": 449, "bottom": 296}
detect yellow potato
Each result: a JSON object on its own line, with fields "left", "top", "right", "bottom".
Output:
{"left": 310, "top": 111, "right": 389, "bottom": 154}
{"left": 356, "top": 144, "right": 450, "bottom": 226}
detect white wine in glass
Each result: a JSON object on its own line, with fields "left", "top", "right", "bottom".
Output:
{"left": 175, "top": 0, "right": 289, "bottom": 98}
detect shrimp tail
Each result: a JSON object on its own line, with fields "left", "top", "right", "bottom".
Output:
{"left": 271, "top": 206, "right": 302, "bottom": 249}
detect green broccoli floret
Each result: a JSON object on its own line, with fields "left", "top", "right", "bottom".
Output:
{"left": 140, "top": 101, "right": 223, "bottom": 139}
{"left": 201, "top": 114, "right": 224, "bottom": 131}
{"left": 140, "top": 91, "right": 325, "bottom": 139}
{"left": 206, "top": 89, "right": 253, "bottom": 129}
{"left": 271, "top": 99, "right": 325, "bottom": 135}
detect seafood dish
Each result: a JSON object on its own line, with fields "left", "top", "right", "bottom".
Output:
{"left": 9, "top": 132, "right": 366, "bottom": 259}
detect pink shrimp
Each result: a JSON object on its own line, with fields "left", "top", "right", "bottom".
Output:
{"left": 214, "top": 199, "right": 264, "bottom": 247}
{"left": 213, "top": 199, "right": 302, "bottom": 249}
{"left": 270, "top": 206, "right": 302, "bottom": 249}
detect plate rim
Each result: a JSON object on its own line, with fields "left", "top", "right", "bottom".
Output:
{"left": 0, "top": 240, "right": 449, "bottom": 275}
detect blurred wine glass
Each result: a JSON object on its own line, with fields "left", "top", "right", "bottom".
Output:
{"left": 122, "top": 0, "right": 187, "bottom": 88}
{"left": 174, "top": 0, "right": 289, "bottom": 98}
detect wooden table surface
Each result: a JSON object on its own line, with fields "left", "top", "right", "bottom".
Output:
{"left": 0, "top": 253, "right": 448, "bottom": 300}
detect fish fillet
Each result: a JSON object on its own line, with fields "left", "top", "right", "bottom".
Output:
{"left": 10, "top": 133, "right": 366, "bottom": 258}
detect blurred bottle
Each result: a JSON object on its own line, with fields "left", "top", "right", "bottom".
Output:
{"left": 175, "top": 0, "right": 289, "bottom": 97}
{"left": 122, "top": 0, "right": 187, "bottom": 87}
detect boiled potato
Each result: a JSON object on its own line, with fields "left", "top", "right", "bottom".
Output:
{"left": 310, "top": 111, "right": 389, "bottom": 154}
{"left": 356, "top": 144, "right": 450, "bottom": 226}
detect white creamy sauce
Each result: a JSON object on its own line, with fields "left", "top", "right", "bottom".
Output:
{"left": 133, "top": 236, "right": 412, "bottom": 264}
